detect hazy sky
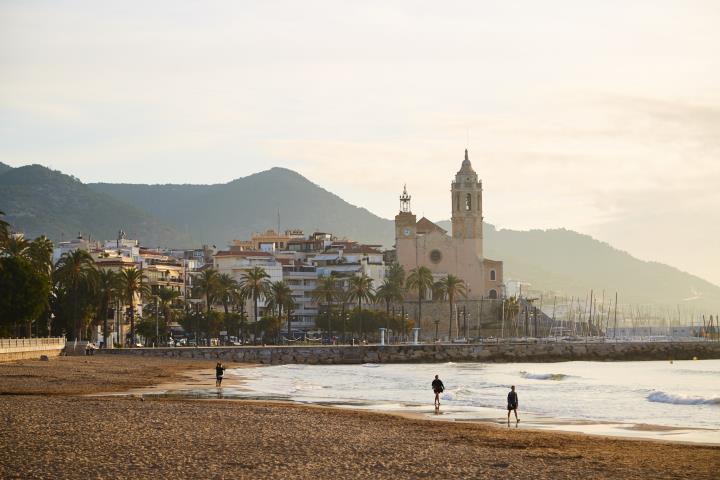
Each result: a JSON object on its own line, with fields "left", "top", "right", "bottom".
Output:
{"left": 1, "top": 1, "right": 719, "bottom": 285}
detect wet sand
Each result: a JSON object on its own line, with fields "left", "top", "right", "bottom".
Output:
{"left": 1, "top": 356, "right": 718, "bottom": 479}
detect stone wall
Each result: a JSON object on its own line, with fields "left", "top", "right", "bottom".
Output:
{"left": 399, "top": 299, "right": 505, "bottom": 340}
{"left": 99, "top": 341, "right": 720, "bottom": 365}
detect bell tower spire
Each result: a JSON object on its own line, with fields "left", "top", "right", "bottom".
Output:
{"left": 451, "top": 149, "right": 483, "bottom": 245}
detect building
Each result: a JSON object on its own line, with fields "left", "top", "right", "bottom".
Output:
{"left": 282, "top": 263, "right": 319, "bottom": 332}
{"left": 52, "top": 234, "right": 96, "bottom": 263}
{"left": 395, "top": 149, "right": 504, "bottom": 299}
{"left": 212, "top": 250, "right": 284, "bottom": 321}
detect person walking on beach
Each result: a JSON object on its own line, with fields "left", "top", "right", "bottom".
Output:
{"left": 507, "top": 385, "right": 519, "bottom": 424}
{"left": 431, "top": 375, "right": 444, "bottom": 409}
{"left": 215, "top": 362, "right": 226, "bottom": 387}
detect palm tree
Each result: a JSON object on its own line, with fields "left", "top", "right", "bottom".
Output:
{"left": 195, "top": 268, "right": 221, "bottom": 317}
{"left": 28, "top": 236, "right": 54, "bottom": 275}
{"left": 311, "top": 275, "right": 338, "bottom": 337}
{"left": 117, "top": 267, "right": 150, "bottom": 346}
{"left": 216, "top": 273, "right": 240, "bottom": 315}
{"left": 267, "top": 281, "right": 295, "bottom": 340}
{"left": 436, "top": 274, "right": 467, "bottom": 341}
{"left": 375, "top": 278, "right": 403, "bottom": 338}
{"left": 0, "top": 211, "right": 10, "bottom": 248}
{"left": 240, "top": 267, "right": 271, "bottom": 343}
{"left": 1, "top": 232, "right": 55, "bottom": 336}
{"left": 94, "top": 269, "right": 119, "bottom": 347}
{"left": 386, "top": 262, "right": 405, "bottom": 288}
{"left": 157, "top": 287, "right": 182, "bottom": 325}
{"left": 406, "top": 266, "right": 434, "bottom": 338}
{"left": 348, "top": 274, "right": 374, "bottom": 338}
{"left": 3, "top": 236, "right": 30, "bottom": 258}
{"left": 503, "top": 297, "right": 520, "bottom": 338}
{"left": 54, "top": 250, "right": 97, "bottom": 340}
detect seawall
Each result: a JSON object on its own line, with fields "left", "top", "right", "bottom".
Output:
{"left": 0, "top": 338, "right": 66, "bottom": 362}
{"left": 98, "top": 341, "right": 720, "bottom": 364}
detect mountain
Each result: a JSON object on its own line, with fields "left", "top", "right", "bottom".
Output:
{"left": 3, "top": 163, "right": 718, "bottom": 313}
{"left": 0, "top": 164, "right": 190, "bottom": 247}
{"left": 437, "top": 221, "right": 720, "bottom": 313}
{"left": 90, "top": 167, "right": 394, "bottom": 247}
{"left": 0, "top": 162, "right": 12, "bottom": 175}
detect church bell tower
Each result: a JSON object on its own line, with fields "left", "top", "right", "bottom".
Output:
{"left": 395, "top": 184, "right": 417, "bottom": 244}
{"left": 451, "top": 149, "right": 483, "bottom": 244}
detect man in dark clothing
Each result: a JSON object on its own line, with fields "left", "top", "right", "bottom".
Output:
{"left": 215, "top": 362, "right": 226, "bottom": 387}
{"left": 507, "top": 385, "right": 519, "bottom": 423}
{"left": 431, "top": 375, "right": 444, "bottom": 408}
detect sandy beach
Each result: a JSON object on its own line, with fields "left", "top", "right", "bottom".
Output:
{"left": 1, "top": 356, "right": 718, "bottom": 479}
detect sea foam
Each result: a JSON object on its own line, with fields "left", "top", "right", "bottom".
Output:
{"left": 647, "top": 391, "right": 720, "bottom": 406}
{"left": 520, "top": 371, "right": 569, "bottom": 380}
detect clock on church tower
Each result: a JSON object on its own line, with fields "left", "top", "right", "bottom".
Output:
{"left": 395, "top": 184, "right": 417, "bottom": 242}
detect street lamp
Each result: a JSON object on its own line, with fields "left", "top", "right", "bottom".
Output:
{"left": 188, "top": 299, "right": 204, "bottom": 347}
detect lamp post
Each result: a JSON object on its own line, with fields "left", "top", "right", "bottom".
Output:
{"left": 188, "top": 299, "right": 203, "bottom": 347}
{"left": 155, "top": 295, "right": 159, "bottom": 347}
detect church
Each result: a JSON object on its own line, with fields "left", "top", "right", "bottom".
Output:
{"left": 394, "top": 149, "right": 504, "bottom": 299}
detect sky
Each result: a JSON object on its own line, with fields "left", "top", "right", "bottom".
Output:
{"left": 1, "top": 1, "right": 719, "bottom": 285}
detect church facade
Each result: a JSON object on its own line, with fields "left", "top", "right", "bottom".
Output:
{"left": 394, "top": 150, "right": 503, "bottom": 299}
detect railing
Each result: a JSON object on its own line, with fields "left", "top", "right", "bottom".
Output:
{"left": 0, "top": 337, "right": 66, "bottom": 349}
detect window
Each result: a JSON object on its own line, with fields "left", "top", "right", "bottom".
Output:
{"left": 465, "top": 193, "right": 471, "bottom": 211}
{"left": 489, "top": 289, "right": 498, "bottom": 299}
{"left": 429, "top": 249, "right": 442, "bottom": 264}
{"left": 456, "top": 193, "right": 460, "bottom": 211}
{"left": 490, "top": 269, "right": 496, "bottom": 281}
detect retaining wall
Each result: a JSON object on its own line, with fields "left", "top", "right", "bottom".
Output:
{"left": 98, "top": 341, "right": 720, "bottom": 364}
{"left": 0, "top": 338, "right": 66, "bottom": 362}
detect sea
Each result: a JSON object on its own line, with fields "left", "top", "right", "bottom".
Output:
{"left": 229, "top": 359, "right": 720, "bottom": 443}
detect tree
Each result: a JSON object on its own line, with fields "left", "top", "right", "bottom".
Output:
{"left": 216, "top": 273, "right": 240, "bottom": 315}
{"left": 0, "top": 211, "right": 10, "bottom": 249}
{"left": 435, "top": 274, "right": 467, "bottom": 341}
{"left": 348, "top": 274, "right": 374, "bottom": 338}
{"left": 135, "top": 315, "right": 168, "bottom": 346}
{"left": 406, "top": 266, "right": 434, "bottom": 337}
{"left": 267, "top": 280, "right": 295, "bottom": 340}
{"left": 194, "top": 268, "right": 221, "bottom": 317}
{"left": 311, "top": 275, "right": 338, "bottom": 337}
{"left": 386, "top": 262, "right": 405, "bottom": 288}
{"left": 157, "top": 287, "right": 182, "bottom": 325}
{"left": 375, "top": 278, "right": 403, "bottom": 339}
{"left": 117, "top": 267, "right": 150, "bottom": 346}
{"left": 54, "top": 250, "right": 97, "bottom": 340}
{"left": 94, "top": 269, "right": 119, "bottom": 347}
{"left": 240, "top": 267, "right": 271, "bottom": 343}
{"left": 503, "top": 297, "right": 520, "bottom": 337}
{"left": 28, "top": 236, "right": 54, "bottom": 275}
{"left": 0, "top": 256, "right": 50, "bottom": 336}
{"left": 1, "top": 235, "right": 55, "bottom": 336}
{"left": 3, "top": 236, "right": 30, "bottom": 259}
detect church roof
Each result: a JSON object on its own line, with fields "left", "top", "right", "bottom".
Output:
{"left": 416, "top": 217, "right": 447, "bottom": 235}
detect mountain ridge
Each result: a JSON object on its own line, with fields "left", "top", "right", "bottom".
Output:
{"left": 2, "top": 162, "right": 718, "bottom": 312}
{"left": 0, "top": 164, "right": 191, "bottom": 247}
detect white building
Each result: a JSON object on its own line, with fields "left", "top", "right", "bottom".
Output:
{"left": 282, "top": 264, "right": 319, "bottom": 332}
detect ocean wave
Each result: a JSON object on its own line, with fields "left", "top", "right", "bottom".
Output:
{"left": 647, "top": 392, "right": 720, "bottom": 406}
{"left": 441, "top": 386, "right": 478, "bottom": 401}
{"left": 520, "top": 371, "right": 569, "bottom": 380}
